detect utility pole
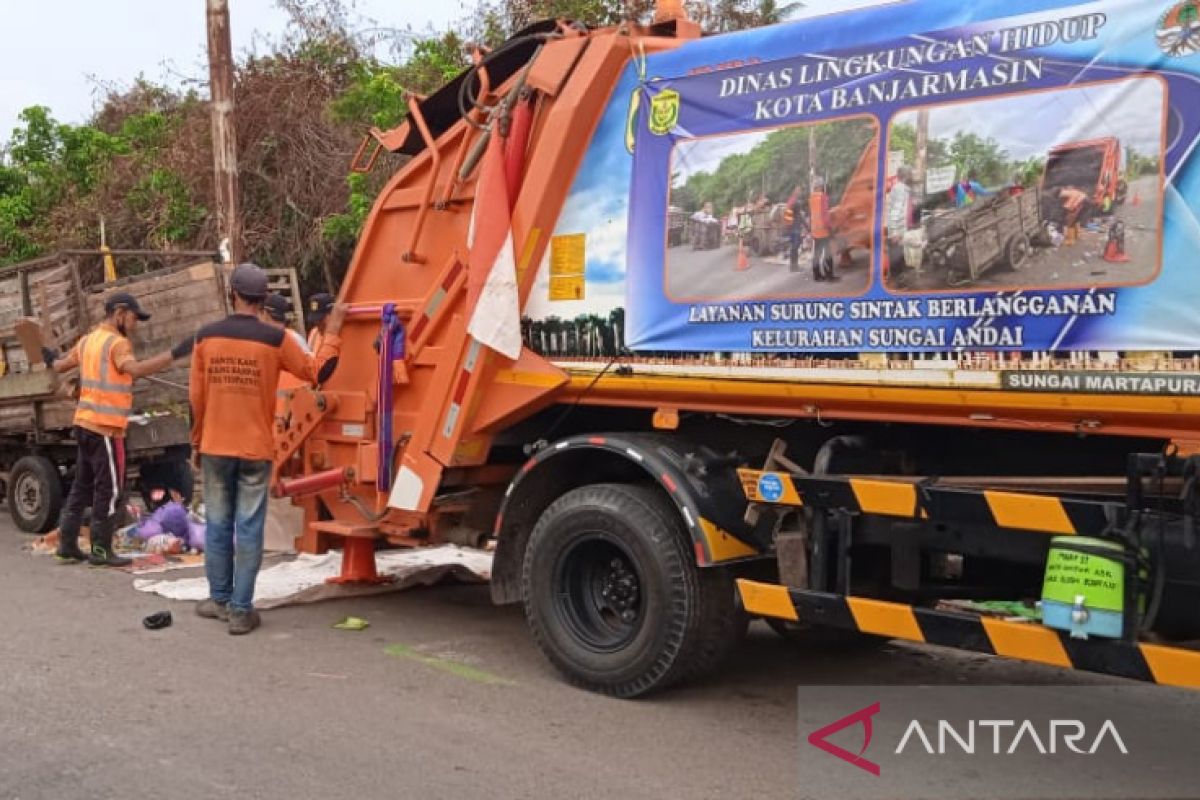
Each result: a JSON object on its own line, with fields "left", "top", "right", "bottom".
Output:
{"left": 914, "top": 108, "right": 930, "bottom": 201}
{"left": 808, "top": 125, "right": 816, "bottom": 182}
{"left": 206, "top": 0, "right": 243, "bottom": 264}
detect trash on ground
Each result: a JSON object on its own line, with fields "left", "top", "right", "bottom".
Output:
{"left": 142, "top": 611, "right": 173, "bottom": 630}
{"left": 333, "top": 616, "right": 370, "bottom": 631}
{"left": 937, "top": 598, "right": 1040, "bottom": 622}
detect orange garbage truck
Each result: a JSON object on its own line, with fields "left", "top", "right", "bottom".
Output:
{"left": 1043, "top": 137, "right": 1127, "bottom": 210}
{"left": 274, "top": 0, "right": 1200, "bottom": 696}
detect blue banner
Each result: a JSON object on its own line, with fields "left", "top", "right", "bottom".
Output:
{"left": 524, "top": 0, "right": 1200, "bottom": 356}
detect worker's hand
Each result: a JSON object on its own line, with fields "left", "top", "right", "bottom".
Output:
{"left": 190, "top": 449, "right": 201, "bottom": 472}
{"left": 326, "top": 302, "right": 348, "bottom": 336}
{"left": 41, "top": 346, "right": 59, "bottom": 368}
{"left": 170, "top": 336, "right": 196, "bottom": 360}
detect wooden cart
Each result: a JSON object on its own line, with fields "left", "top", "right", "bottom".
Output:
{"left": 0, "top": 251, "right": 304, "bottom": 532}
{"left": 922, "top": 188, "right": 1043, "bottom": 287}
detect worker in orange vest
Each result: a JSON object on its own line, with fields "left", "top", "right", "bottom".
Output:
{"left": 44, "top": 292, "right": 194, "bottom": 566}
{"left": 809, "top": 176, "right": 835, "bottom": 282}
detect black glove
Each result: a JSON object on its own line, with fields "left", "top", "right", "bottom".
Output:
{"left": 170, "top": 337, "right": 195, "bottom": 360}
{"left": 41, "top": 346, "right": 59, "bottom": 367}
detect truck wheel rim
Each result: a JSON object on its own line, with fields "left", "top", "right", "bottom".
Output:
{"left": 15, "top": 473, "right": 42, "bottom": 518}
{"left": 554, "top": 535, "right": 644, "bottom": 652}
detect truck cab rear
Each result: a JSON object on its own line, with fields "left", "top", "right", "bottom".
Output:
{"left": 1042, "top": 136, "right": 1126, "bottom": 214}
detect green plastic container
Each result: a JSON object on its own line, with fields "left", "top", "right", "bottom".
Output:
{"left": 1041, "top": 536, "right": 1126, "bottom": 639}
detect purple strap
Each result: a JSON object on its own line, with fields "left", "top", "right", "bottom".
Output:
{"left": 377, "top": 304, "right": 405, "bottom": 492}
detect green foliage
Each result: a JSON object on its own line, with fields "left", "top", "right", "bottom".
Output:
{"left": 888, "top": 122, "right": 948, "bottom": 172}
{"left": 672, "top": 120, "right": 875, "bottom": 216}
{"left": 1, "top": 0, "right": 803, "bottom": 276}
{"left": 945, "top": 131, "right": 1008, "bottom": 186}
{"left": 331, "top": 62, "right": 411, "bottom": 129}
{"left": 0, "top": 106, "right": 128, "bottom": 263}
{"left": 126, "top": 169, "right": 207, "bottom": 243}
{"left": 322, "top": 172, "right": 373, "bottom": 245}
{"left": 691, "top": 0, "right": 802, "bottom": 32}
{"left": 1125, "top": 145, "right": 1159, "bottom": 179}
{"left": 119, "top": 111, "right": 173, "bottom": 153}
{"left": 331, "top": 33, "right": 467, "bottom": 131}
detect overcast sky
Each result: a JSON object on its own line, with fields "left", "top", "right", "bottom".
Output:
{"left": 0, "top": 0, "right": 462, "bottom": 143}
{"left": 892, "top": 78, "right": 1165, "bottom": 161}
{"left": 0, "top": 1, "right": 903, "bottom": 146}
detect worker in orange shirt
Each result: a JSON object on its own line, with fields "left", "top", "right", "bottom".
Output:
{"left": 191, "top": 264, "right": 344, "bottom": 634}
{"left": 809, "top": 176, "right": 835, "bottom": 282}
{"left": 262, "top": 293, "right": 307, "bottom": 427}
{"left": 1056, "top": 186, "right": 1091, "bottom": 246}
{"left": 306, "top": 292, "right": 334, "bottom": 352}
{"left": 44, "top": 292, "right": 194, "bottom": 566}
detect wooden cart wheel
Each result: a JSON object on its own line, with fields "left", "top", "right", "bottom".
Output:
{"left": 1005, "top": 233, "right": 1031, "bottom": 271}
{"left": 934, "top": 249, "right": 971, "bottom": 288}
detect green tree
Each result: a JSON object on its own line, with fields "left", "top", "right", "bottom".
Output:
{"left": 945, "top": 131, "right": 1008, "bottom": 187}
{"left": 674, "top": 118, "right": 873, "bottom": 217}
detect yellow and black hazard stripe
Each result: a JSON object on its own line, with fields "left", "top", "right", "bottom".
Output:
{"left": 737, "top": 579, "right": 1200, "bottom": 689}
{"left": 738, "top": 469, "right": 1117, "bottom": 537}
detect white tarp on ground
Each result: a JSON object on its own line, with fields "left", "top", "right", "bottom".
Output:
{"left": 133, "top": 546, "right": 493, "bottom": 609}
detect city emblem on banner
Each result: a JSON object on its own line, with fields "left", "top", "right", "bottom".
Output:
{"left": 1157, "top": 0, "right": 1200, "bottom": 56}
{"left": 648, "top": 89, "right": 680, "bottom": 135}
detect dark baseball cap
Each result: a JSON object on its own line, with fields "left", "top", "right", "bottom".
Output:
{"left": 263, "top": 293, "right": 292, "bottom": 323}
{"left": 229, "top": 262, "right": 270, "bottom": 300}
{"left": 307, "top": 292, "right": 334, "bottom": 324}
{"left": 104, "top": 292, "right": 151, "bottom": 321}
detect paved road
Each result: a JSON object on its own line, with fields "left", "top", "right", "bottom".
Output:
{"left": 666, "top": 242, "right": 871, "bottom": 302}
{"left": 1, "top": 519, "right": 1190, "bottom": 800}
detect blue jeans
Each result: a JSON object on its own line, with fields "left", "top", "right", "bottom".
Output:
{"left": 202, "top": 456, "right": 271, "bottom": 612}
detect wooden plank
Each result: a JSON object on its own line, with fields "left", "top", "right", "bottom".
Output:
{"left": 0, "top": 370, "right": 56, "bottom": 401}
{"left": 13, "top": 318, "right": 46, "bottom": 368}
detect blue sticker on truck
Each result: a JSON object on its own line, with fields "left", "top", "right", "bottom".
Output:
{"left": 757, "top": 473, "right": 785, "bottom": 502}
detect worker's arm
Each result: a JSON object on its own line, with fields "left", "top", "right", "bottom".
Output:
{"left": 114, "top": 336, "right": 195, "bottom": 379}
{"left": 47, "top": 342, "right": 80, "bottom": 374}
{"left": 282, "top": 304, "right": 345, "bottom": 385}
{"left": 189, "top": 340, "right": 207, "bottom": 452}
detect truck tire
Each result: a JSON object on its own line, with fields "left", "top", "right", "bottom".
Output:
{"left": 139, "top": 458, "right": 194, "bottom": 508}
{"left": 7, "top": 456, "right": 64, "bottom": 533}
{"left": 521, "top": 483, "right": 741, "bottom": 698}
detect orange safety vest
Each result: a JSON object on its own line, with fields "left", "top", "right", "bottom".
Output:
{"left": 809, "top": 191, "right": 831, "bottom": 238}
{"left": 74, "top": 328, "right": 134, "bottom": 432}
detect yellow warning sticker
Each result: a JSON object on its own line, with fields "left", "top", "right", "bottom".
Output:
{"left": 549, "top": 275, "right": 585, "bottom": 301}
{"left": 549, "top": 234, "right": 586, "bottom": 302}
{"left": 550, "top": 234, "right": 586, "bottom": 276}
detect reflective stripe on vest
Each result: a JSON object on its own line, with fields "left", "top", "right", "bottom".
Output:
{"left": 74, "top": 329, "right": 134, "bottom": 430}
